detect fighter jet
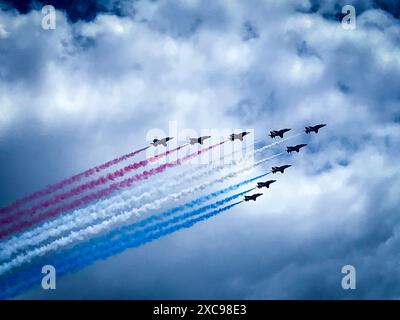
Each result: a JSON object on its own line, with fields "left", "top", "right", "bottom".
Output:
{"left": 269, "top": 128, "right": 291, "bottom": 139}
{"left": 230, "top": 132, "right": 251, "bottom": 142}
{"left": 244, "top": 193, "right": 263, "bottom": 202}
{"left": 287, "top": 144, "right": 307, "bottom": 153}
{"left": 305, "top": 124, "right": 327, "bottom": 134}
{"left": 151, "top": 137, "right": 173, "bottom": 147}
{"left": 271, "top": 165, "right": 291, "bottom": 174}
{"left": 257, "top": 180, "right": 276, "bottom": 189}
{"left": 189, "top": 136, "right": 211, "bottom": 145}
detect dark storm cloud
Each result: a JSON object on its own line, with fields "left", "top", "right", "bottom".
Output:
{"left": 0, "top": 0, "right": 134, "bottom": 22}
{"left": 306, "top": 0, "right": 400, "bottom": 19}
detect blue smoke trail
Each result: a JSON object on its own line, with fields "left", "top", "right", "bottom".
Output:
{"left": 104, "top": 172, "right": 269, "bottom": 239}
{"left": 1, "top": 171, "right": 269, "bottom": 296}
{"left": 0, "top": 186, "right": 251, "bottom": 298}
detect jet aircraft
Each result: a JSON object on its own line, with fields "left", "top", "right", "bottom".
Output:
{"left": 244, "top": 193, "right": 263, "bottom": 202}
{"left": 189, "top": 136, "right": 211, "bottom": 145}
{"left": 257, "top": 180, "right": 276, "bottom": 189}
{"left": 151, "top": 137, "right": 174, "bottom": 147}
{"left": 269, "top": 128, "right": 291, "bottom": 139}
{"left": 271, "top": 165, "right": 292, "bottom": 174}
{"left": 305, "top": 124, "right": 327, "bottom": 134}
{"left": 287, "top": 144, "right": 307, "bottom": 153}
{"left": 230, "top": 132, "right": 251, "bottom": 141}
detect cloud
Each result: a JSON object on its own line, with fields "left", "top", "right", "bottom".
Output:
{"left": 0, "top": 0, "right": 399, "bottom": 298}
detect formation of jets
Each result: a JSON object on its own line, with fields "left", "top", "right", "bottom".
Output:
{"left": 151, "top": 132, "right": 252, "bottom": 147}
{"left": 270, "top": 124, "right": 326, "bottom": 138}
{"left": 150, "top": 124, "right": 326, "bottom": 203}
{"left": 245, "top": 123, "right": 326, "bottom": 201}
{"left": 244, "top": 164, "right": 289, "bottom": 201}
{"left": 151, "top": 124, "right": 326, "bottom": 147}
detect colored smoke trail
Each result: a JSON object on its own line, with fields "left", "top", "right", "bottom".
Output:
{"left": 0, "top": 174, "right": 255, "bottom": 274}
{"left": 1, "top": 150, "right": 279, "bottom": 259}
{"left": 1, "top": 134, "right": 295, "bottom": 259}
{"left": 0, "top": 144, "right": 188, "bottom": 227}
{"left": 0, "top": 146, "right": 150, "bottom": 216}
{"left": 0, "top": 198, "right": 244, "bottom": 299}
{"left": 0, "top": 142, "right": 225, "bottom": 240}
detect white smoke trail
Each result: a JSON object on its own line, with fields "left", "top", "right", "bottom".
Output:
{"left": 0, "top": 134, "right": 300, "bottom": 260}
{"left": 0, "top": 160, "right": 236, "bottom": 259}
{"left": 0, "top": 151, "right": 284, "bottom": 275}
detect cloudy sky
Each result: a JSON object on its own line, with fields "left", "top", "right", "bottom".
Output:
{"left": 0, "top": 0, "right": 399, "bottom": 299}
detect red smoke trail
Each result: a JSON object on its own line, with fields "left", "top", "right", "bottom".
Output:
{"left": 0, "top": 146, "right": 150, "bottom": 216}
{"left": 0, "top": 141, "right": 226, "bottom": 239}
{"left": 0, "top": 144, "right": 189, "bottom": 227}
